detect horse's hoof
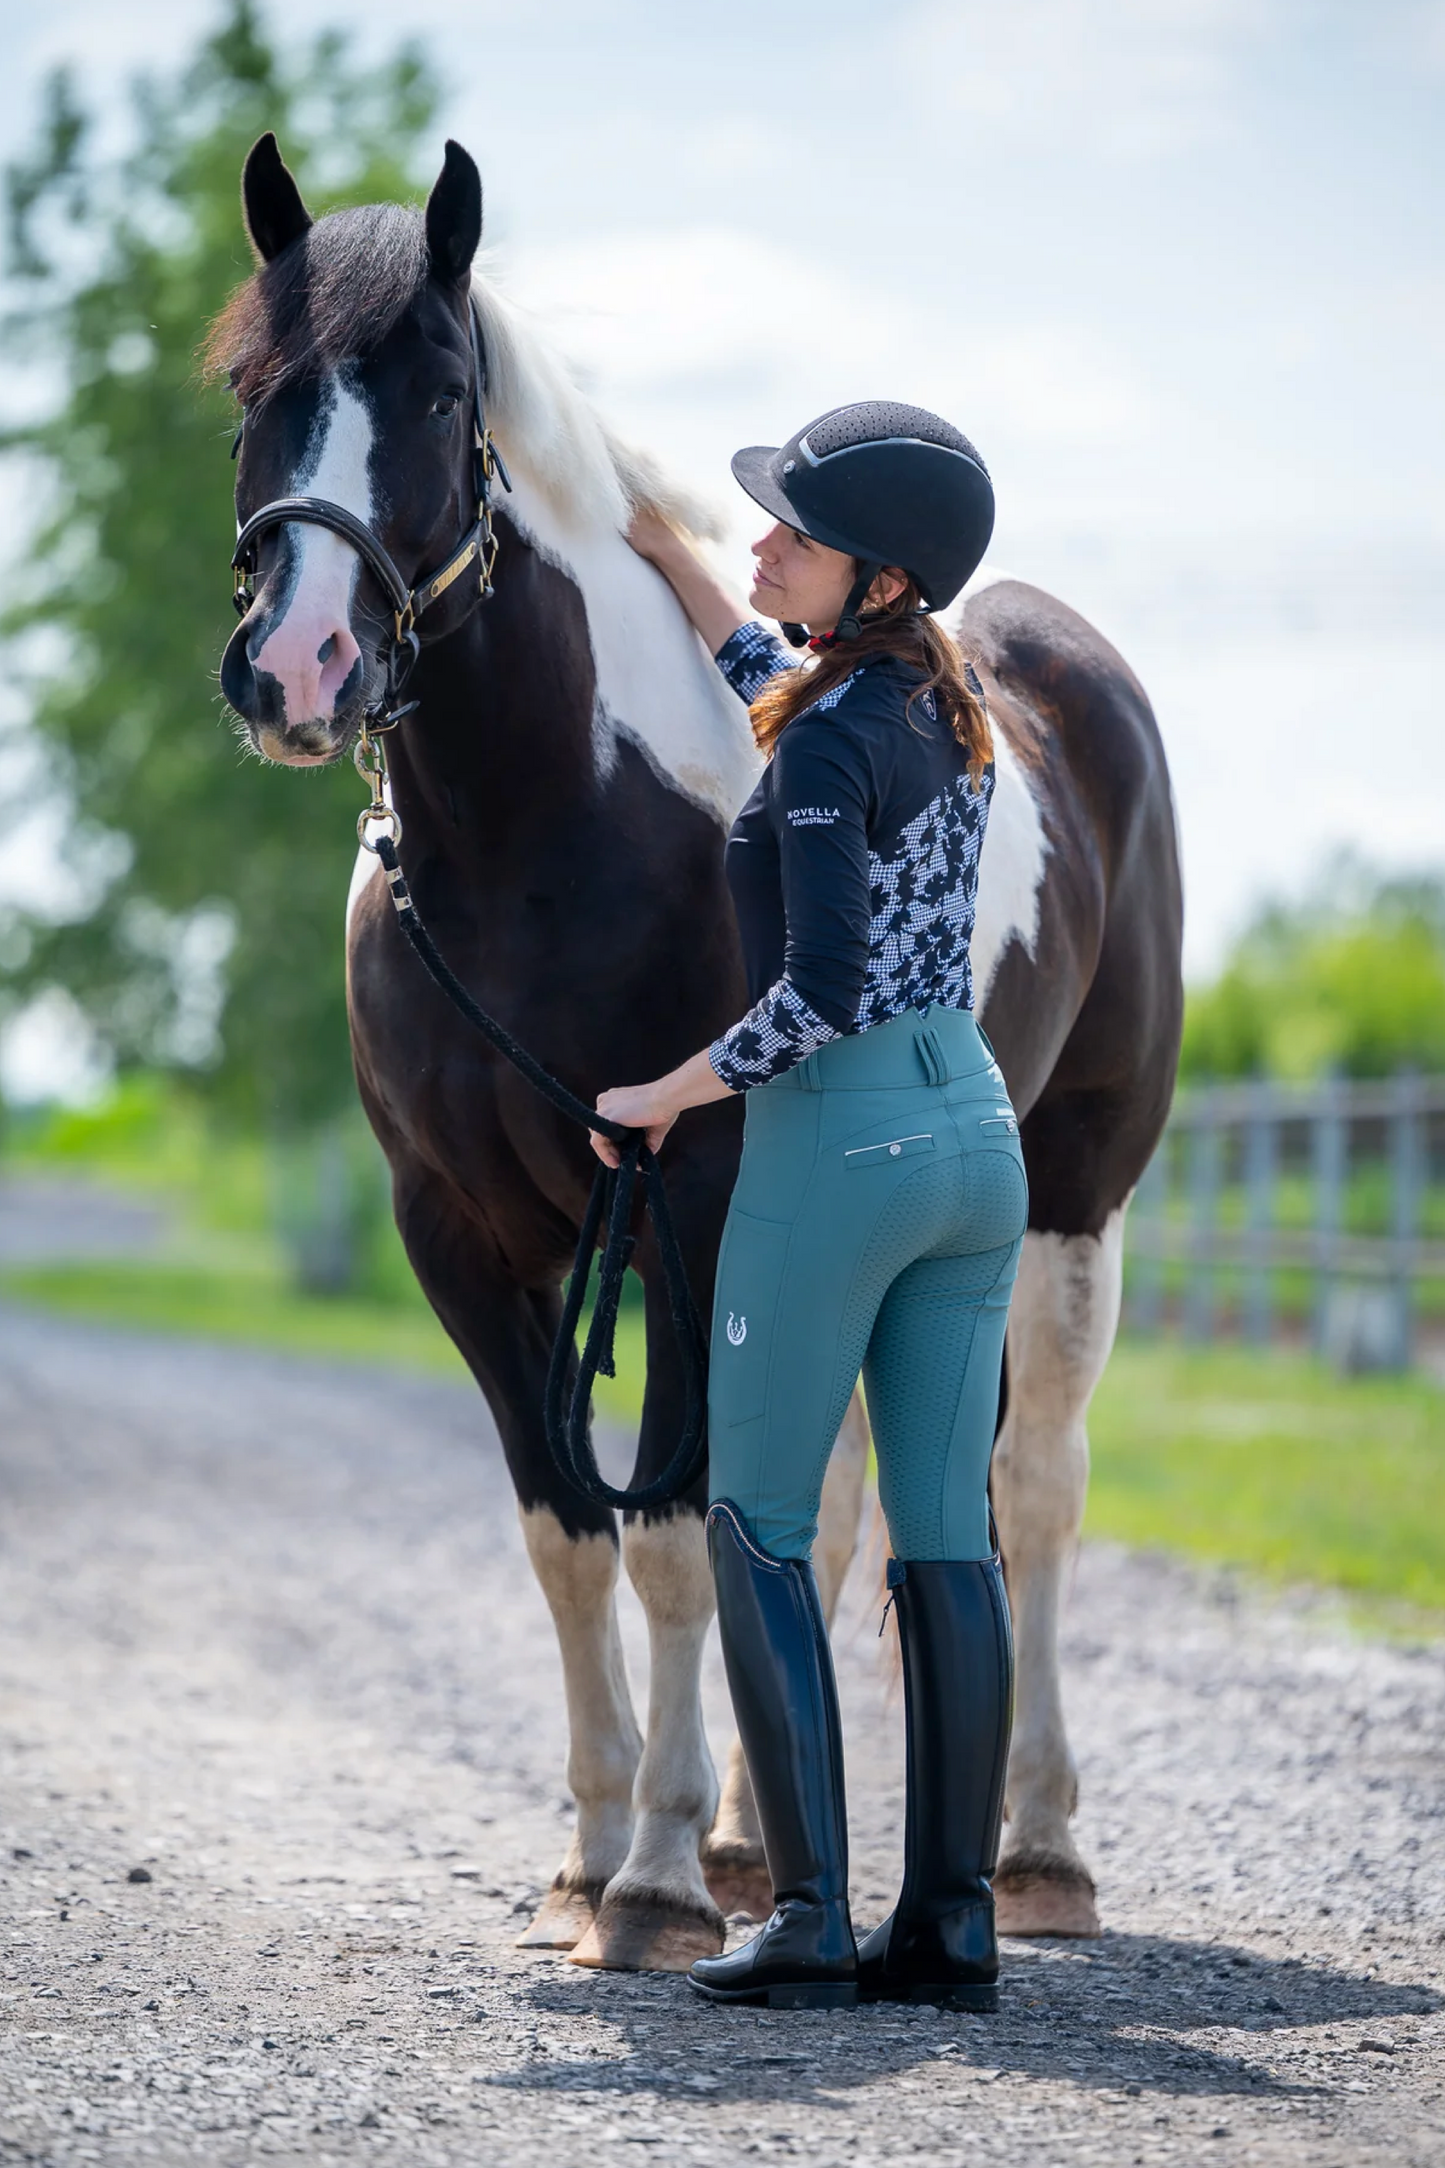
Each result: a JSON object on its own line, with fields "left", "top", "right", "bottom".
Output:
{"left": 994, "top": 1850, "right": 1101, "bottom": 1938}
{"left": 515, "top": 1884, "right": 601, "bottom": 1950}
{"left": 568, "top": 1892, "right": 725, "bottom": 1973}
{"left": 701, "top": 1859, "right": 773, "bottom": 1922}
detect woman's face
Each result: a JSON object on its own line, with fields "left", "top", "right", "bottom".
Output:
{"left": 748, "top": 521, "right": 857, "bottom": 630}
{"left": 748, "top": 523, "right": 906, "bottom": 630}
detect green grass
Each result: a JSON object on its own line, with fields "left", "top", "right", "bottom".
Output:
{"left": 1087, "top": 1338, "right": 1445, "bottom": 1619}
{"left": 0, "top": 1260, "right": 467, "bottom": 1377}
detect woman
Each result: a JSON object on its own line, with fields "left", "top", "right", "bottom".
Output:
{"left": 591, "top": 403, "right": 1026, "bottom": 2011}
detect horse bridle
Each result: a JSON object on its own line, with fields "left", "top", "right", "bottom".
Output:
{"left": 228, "top": 295, "right": 512, "bottom": 837}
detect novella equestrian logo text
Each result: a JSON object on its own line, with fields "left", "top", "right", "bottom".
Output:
{"left": 786, "top": 806, "right": 841, "bottom": 827}
{"left": 726, "top": 1313, "right": 747, "bottom": 1346}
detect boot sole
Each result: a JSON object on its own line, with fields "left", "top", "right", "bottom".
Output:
{"left": 687, "top": 1977, "right": 858, "bottom": 2010}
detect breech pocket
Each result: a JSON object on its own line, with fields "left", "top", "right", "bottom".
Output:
{"left": 844, "top": 1131, "right": 937, "bottom": 1171}
{"left": 710, "top": 1210, "right": 793, "bottom": 1427}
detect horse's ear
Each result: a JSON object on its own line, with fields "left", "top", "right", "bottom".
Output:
{"left": 425, "top": 140, "right": 483, "bottom": 287}
{"left": 242, "top": 133, "right": 312, "bottom": 264}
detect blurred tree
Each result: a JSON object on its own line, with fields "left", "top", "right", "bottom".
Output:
{"left": 0, "top": 1, "right": 437, "bottom": 1126}
{"left": 1182, "top": 863, "right": 1445, "bottom": 1080}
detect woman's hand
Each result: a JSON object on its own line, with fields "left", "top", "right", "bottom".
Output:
{"left": 589, "top": 1048, "right": 736, "bottom": 1168}
{"left": 624, "top": 507, "right": 748, "bottom": 656}
{"left": 590, "top": 1081, "right": 681, "bottom": 1168}
{"left": 626, "top": 504, "right": 684, "bottom": 569}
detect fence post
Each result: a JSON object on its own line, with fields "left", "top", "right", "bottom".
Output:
{"left": 1243, "top": 1081, "right": 1278, "bottom": 1347}
{"left": 1184, "top": 1088, "right": 1220, "bottom": 1344}
{"left": 1130, "top": 1142, "right": 1168, "bottom": 1333}
{"left": 1311, "top": 1073, "right": 1346, "bottom": 1356}
{"left": 1390, "top": 1069, "right": 1423, "bottom": 1369}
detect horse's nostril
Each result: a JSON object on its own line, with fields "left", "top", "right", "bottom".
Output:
{"left": 317, "top": 634, "right": 337, "bottom": 665}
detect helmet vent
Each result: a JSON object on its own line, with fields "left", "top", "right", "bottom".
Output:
{"left": 802, "top": 401, "right": 988, "bottom": 473}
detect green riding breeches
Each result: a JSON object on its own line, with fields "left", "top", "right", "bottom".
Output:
{"left": 707, "top": 1005, "right": 1027, "bottom": 1563}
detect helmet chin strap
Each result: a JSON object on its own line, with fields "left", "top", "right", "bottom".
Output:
{"left": 798, "top": 561, "right": 884, "bottom": 652}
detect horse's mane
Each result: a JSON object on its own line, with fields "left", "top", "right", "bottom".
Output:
{"left": 205, "top": 202, "right": 719, "bottom": 541}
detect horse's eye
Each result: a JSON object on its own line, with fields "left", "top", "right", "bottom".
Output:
{"left": 432, "top": 394, "right": 460, "bottom": 420}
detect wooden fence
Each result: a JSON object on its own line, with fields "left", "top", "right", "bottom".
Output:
{"left": 1125, "top": 1074, "right": 1445, "bottom": 1368}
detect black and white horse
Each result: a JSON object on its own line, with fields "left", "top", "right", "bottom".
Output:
{"left": 215, "top": 138, "right": 1182, "bottom": 1968}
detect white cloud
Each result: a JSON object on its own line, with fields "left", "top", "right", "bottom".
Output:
{"left": 501, "top": 229, "right": 894, "bottom": 395}
{"left": 504, "top": 226, "right": 1156, "bottom": 446}
{"left": 905, "top": 0, "right": 1275, "bottom": 157}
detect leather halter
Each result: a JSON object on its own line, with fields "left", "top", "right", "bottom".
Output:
{"left": 228, "top": 297, "right": 511, "bottom": 725}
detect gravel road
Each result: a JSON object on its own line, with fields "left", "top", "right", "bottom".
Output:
{"left": 0, "top": 1304, "right": 1441, "bottom": 2168}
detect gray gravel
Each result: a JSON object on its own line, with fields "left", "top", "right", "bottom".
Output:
{"left": 0, "top": 1179, "right": 169, "bottom": 1265}
{"left": 0, "top": 1303, "right": 1441, "bottom": 2167}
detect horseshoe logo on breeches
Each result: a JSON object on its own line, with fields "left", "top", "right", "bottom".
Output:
{"left": 726, "top": 1313, "right": 747, "bottom": 1346}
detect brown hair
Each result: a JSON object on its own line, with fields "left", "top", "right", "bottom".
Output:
{"left": 748, "top": 576, "right": 992, "bottom": 783}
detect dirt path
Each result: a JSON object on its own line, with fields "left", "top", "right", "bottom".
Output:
{"left": 0, "top": 1306, "right": 1441, "bottom": 2167}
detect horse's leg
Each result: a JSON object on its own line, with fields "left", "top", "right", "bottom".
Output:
{"left": 989, "top": 1211, "right": 1126, "bottom": 1937}
{"left": 570, "top": 1249, "right": 725, "bottom": 1973}
{"left": 392, "top": 1173, "right": 640, "bottom": 1949}
{"left": 701, "top": 1386, "right": 871, "bottom": 1921}
{"left": 516, "top": 1502, "right": 642, "bottom": 1948}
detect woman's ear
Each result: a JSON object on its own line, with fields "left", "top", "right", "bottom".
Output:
{"left": 872, "top": 566, "right": 909, "bottom": 608}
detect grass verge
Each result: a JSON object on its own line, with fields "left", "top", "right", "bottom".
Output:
{"left": 1086, "top": 1337, "right": 1445, "bottom": 1622}
{"left": 0, "top": 1260, "right": 646, "bottom": 1425}
{"left": 3, "top": 1256, "right": 1440, "bottom": 1623}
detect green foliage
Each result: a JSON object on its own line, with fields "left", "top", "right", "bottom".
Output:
{"left": 1, "top": 2, "right": 438, "bottom": 1125}
{"left": 1182, "top": 864, "right": 1445, "bottom": 1080}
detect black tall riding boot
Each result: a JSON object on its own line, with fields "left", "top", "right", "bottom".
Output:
{"left": 857, "top": 1554, "right": 1013, "bottom": 2010}
{"left": 688, "top": 1501, "right": 858, "bottom": 2008}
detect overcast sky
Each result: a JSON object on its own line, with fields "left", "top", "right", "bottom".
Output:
{"left": 4, "top": 0, "right": 1443, "bottom": 1004}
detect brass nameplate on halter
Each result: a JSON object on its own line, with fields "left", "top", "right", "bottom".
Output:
{"left": 428, "top": 539, "right": 479, "bottom": 604}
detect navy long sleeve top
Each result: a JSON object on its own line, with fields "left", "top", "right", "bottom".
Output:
{"left": 708, "top": 621, "right": 995, "bottom": 1091}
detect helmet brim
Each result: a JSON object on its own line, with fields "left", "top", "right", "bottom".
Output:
{"left": 730, "top": 445, "right": 797, "bottom": 529}
{"left": 729, "top": 445, "right": 876, "bottom": 564}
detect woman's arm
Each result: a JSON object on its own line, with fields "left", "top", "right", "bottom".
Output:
{"left": 590, "top": 1046, "right": 735, "bottom": 1169}
{"left": 628, "top": 507, "right": 750, "bottom": 656}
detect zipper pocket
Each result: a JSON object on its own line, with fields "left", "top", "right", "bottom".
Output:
{"left": 844, "top": 1132, "right": 935, "bottom": 1169}
{"left": 978, "top": 1113, "right": 1018, "bottom": 1138}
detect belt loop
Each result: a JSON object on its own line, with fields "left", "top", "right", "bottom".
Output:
{"left": 799, "top": 1050, "right": 821, "bottom": 1092}
{"left": 915, "top": 1026, "right": 950, "bottom": 1089}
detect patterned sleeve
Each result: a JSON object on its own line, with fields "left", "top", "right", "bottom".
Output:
{"left": 714, "top": 620, "right": 797, "bottom": 703}
{"left": 709, "top": 977, "right": 841, "bottom": 1092}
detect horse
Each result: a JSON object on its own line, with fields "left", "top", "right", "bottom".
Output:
{"left": 212, "top": 134, "right": 1183, "bottom": 1969}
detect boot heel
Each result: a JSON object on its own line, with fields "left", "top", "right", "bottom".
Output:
{"left": 765, "top": 1982, "right": 858, "bottom": 2010}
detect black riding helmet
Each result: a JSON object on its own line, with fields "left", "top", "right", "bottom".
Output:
{"left": 731, "top": 400, "right": 994, "bottom": 642}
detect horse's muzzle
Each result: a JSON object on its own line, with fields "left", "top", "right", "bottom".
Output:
{"left": 221, "top": 611, "right": 370, "bottom": 765}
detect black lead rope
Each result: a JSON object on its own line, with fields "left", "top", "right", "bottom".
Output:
{"left": 372, "top": 834, "right": 710, "bottom": 1514}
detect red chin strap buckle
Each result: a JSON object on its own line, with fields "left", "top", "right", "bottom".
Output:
{"left": 807, "top": 631, "right": 838, "bottom": 652}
